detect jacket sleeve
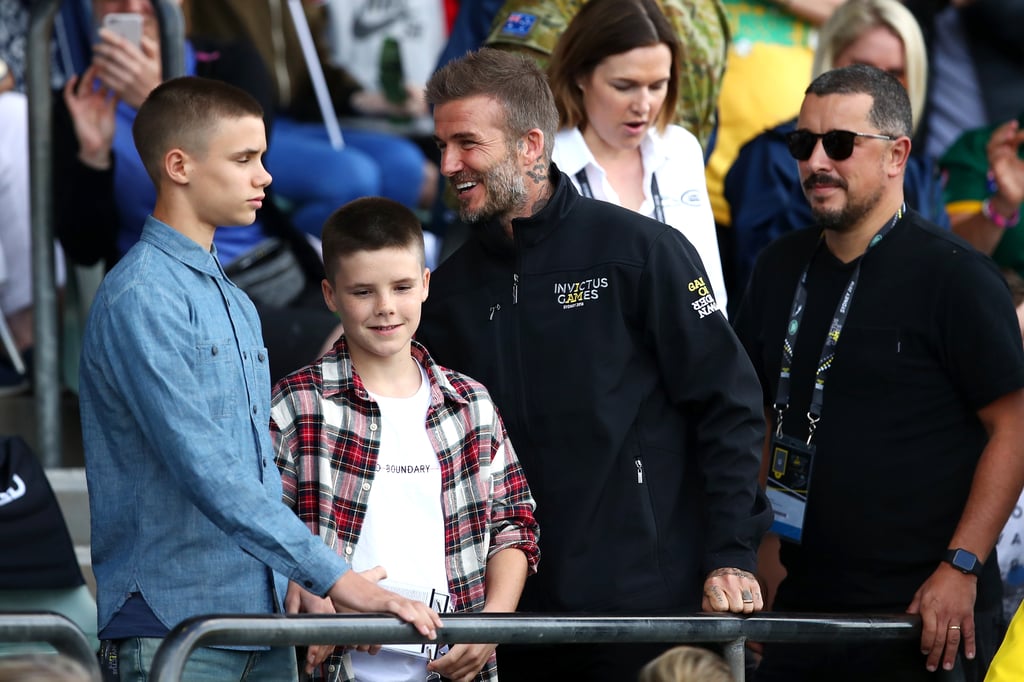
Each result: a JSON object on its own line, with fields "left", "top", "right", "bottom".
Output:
{"left": 51, "top": 90, "right": 121, "bottom": 268}
{"left": 639, "top": 228, "right": 772, "bottom": 574}
{"left": 725, "top": 120, "right": 801, "bottom": 295}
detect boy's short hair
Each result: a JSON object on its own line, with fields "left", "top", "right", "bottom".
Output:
{"left": 132, "top": 76, "right": 264, "bottom": 187}
{"left": 638, "top": 645, "right": 734, "bottom": 682}
{"left": 321, "top": 197, "right": 426, "bottom": 282}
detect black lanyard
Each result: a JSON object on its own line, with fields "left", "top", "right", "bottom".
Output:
{"left": 774, "top": 204, "right": 905, "bottom": 443}
{"left": 575, "top": 169, "right": 666, "bottom": 224}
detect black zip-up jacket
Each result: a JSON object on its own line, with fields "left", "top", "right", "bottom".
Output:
{"left": 418, "top": 168, "right": 771, "bottom": 613}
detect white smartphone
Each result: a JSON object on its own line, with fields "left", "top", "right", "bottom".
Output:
{"left": 102, "top": 12, "right": 143, "bottom": 48}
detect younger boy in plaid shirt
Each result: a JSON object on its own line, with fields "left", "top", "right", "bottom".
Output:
{"left": 271, "top": 197, "right": 539, "bottom": 682}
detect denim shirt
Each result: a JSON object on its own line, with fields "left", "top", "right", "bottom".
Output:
{"left": 80, "top": 217, "right": 348, "bottom": 635}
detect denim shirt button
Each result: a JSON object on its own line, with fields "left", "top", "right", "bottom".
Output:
{"left": 211, "top": 345, "right": 218, "bottom": 356}
{"left": 258, "top": 353, "right": 266, "bottom": 362}
{"left": 252, "top": 405, "right": 258, "bottom": 415}
{"left": 242, "top": 351, "right": 248, "bottom": 360}
{"left": 263, "top": 459, "right": 268, "bottom": 467}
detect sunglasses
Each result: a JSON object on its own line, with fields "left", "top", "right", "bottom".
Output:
{"left": 786, "top": 129, "right": 897, "bottom": 161}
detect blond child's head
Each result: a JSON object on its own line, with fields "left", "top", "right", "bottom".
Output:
{"left": 637, "top": 646, "right": 734, "bottom": 682}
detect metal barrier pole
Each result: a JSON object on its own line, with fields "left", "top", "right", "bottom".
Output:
{"left": 151, "top": 613, "right": 922, "bottom": 682}
{"left": 26, "top": 0, "right": 63, "bottom": 468}
{"left": 153, "top": 0, "right": 185, "bottom": 78}
{"left": 0, "top": 612, "right": 101, "bottom": 680}
{"left": 724, "top": 636, "right": 747, "bottom": 680}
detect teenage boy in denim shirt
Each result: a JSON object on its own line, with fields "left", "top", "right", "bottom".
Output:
{"left": 79, "top": 76, "right": 441, "bottom": 682}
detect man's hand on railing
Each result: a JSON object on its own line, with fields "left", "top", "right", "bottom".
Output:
{"left": 702, "top": 567, "right": 764, "bottom": 614}
{"left": 907, "top": 562, "right": 978, "bottom": 673}
{"left": 328, "top": 565, "right": 443, "bottom": 640}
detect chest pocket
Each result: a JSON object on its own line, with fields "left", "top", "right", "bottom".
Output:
{"left": 832, "top": 326, "right": 902, "bottom": 397}
{"left": 195, "top": 339, "right": 236, "bottom": 420}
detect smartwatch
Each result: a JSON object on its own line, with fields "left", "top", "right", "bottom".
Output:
{"left": 944, "top": 548, "right": 983, "bottom": 577}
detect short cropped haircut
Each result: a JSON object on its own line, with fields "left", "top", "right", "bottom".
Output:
{"left": 813, "top": 0, "right": 927, "bottom": 133}
{"left": 638, "top": 645, "right": 734, "bottom": 682}
{"left": 132, "top": 76, "right": 264, "bottom": 187}
{"left": 548, "top": 0, "right": 679, "bottom": 134}
{"left": 806, "top": 64, "right": 912, "bottom": 139}
{"left": 321, "top": 197, "right": 425, "bottom": 282}
{"left": 425, "top": 48, "right": 558, "bottom": 162}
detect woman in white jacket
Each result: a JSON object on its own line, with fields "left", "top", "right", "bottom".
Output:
{"left": 547, "top": 0, "right": 727, "bottom": 314}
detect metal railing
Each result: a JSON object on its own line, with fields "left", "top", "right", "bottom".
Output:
{"left": 150, "top": 612, "right": 922, "bottom": 682}
{"left": 26, "top": 0, "right": 186, "bottom": 468}
{"left": 0, "top": 612, "right": 101, "bottom": 680}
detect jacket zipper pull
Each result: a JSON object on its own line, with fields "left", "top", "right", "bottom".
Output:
{"left": 635, "top": 458, "right": 644, "bottom": 484}
{"left": 489, "top": 303, "right": 501, "bottom": 320}
{"left": 513, "top": 273, "right": 519, "bottom": 305}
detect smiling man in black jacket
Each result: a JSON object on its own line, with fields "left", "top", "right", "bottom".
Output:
{"left": 417, "top": 48, "right": 771, "bottom": 682}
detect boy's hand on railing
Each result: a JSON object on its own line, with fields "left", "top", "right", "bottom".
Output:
{"left": 907, "top": 562, "right": 977, "bottom": 673}
{"left": 702, "top": 567, "right": 764, "bottom": 614}
{"left": 285, "top": 581, "right": 338, "bottom": 673}
{"left": 426, "top": 642, "right": 495, "bottom": 682}
{"left": 329, "top": 565, "right": 443, "bottom": 639}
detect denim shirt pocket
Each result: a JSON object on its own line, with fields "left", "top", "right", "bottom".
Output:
{"left": 195, "top": 337, "right": 237, "bottom": 420}
{"left": 242, "top": 345, "right": 272, "bottom": 402}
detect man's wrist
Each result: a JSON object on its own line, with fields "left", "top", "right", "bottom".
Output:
{"left": 943, "top": 548, "right": 984, "bottom": 577}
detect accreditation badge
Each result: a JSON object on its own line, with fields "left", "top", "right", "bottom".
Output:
{"left": 766, "top": 433, "right": 816, "bottom": 543}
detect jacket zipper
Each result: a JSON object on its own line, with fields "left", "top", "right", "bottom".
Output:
{"left": 635, "top": 458, "right": 644, "bottom": 484}
{"left": 513, "top": 273, "right": 519, "bottom": 304}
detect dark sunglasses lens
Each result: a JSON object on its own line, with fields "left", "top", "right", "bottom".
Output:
{"left": 787, "top": 131, "right": 816, "bottom": 160}
{"left": 822, "top": 130, "right": 856, "bottom": 160}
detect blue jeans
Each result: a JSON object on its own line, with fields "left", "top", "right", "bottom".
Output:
{"left": 267, "top": 117, "right": 427, "bottom": 237}
{"left": 116, "top": 637, "right": 298, "bottom": 682}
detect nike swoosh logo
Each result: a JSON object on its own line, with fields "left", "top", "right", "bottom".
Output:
{"left": 353, "top": 5, "right": 408, "bottom": 39}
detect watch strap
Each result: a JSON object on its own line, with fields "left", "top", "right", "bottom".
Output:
{"left": 944, "top": 548, "right": 983, "bottom": 577}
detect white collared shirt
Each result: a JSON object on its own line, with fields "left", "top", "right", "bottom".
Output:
{"left": 553, "top": 125, "right": 727, "bottom": 314}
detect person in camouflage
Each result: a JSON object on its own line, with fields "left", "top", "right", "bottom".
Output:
{"left": 483, "top": 0, "right": 729, "bottom": 154}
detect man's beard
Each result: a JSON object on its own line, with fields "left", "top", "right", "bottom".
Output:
{"left": 804, "top": 172, "right": 881, "bottom": 233}
{"left": 452, "top": 153, "right": 528, "bottom": 224}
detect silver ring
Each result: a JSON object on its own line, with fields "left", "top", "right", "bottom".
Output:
{"left": 948, "top": 625, "right": 961, "bottom": 631}
{"left": 741, "top": 589, "right": 754, "bottom": 603}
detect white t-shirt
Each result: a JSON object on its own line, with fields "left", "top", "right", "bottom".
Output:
{"left": 350, "top": 364, "right": 448, "bottom": 681}
{"left": 324, "top": 0, "right": 446, "bottom": 88}
{"left": 552, "top": 125, "right": 728, "bottom": 316}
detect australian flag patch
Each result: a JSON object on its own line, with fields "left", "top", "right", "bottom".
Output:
{"left": 500, "top": 12, "right": 538, "bottom": 37}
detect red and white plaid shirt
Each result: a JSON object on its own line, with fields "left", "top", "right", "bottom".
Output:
{"left": 271, "top": 337, "right": 539, "bottom": 682}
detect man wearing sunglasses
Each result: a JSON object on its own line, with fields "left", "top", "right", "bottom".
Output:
{"left": 734, "top": 64, "right": 1024, "bottom": 681}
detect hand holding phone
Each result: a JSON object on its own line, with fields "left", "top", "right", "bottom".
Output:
{"left": 102, "top": 12, "right": 143, "bottom": 49}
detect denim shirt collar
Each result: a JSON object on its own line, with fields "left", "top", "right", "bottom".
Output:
{"left": 139, "top": 215, "right": 227, "bottom": 279}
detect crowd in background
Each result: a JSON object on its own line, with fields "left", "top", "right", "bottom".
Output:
{"left": 2, "top": 0, "right": 1024, "bottom": 680}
